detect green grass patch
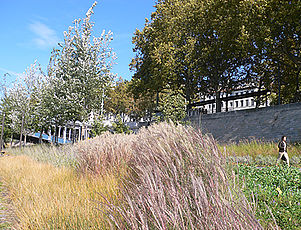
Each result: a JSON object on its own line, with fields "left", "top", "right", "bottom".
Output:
{"left": 235, "top": 165, "right": 301, "bottom": 229}
{"left": 223, "top": 140, "right": 301, "bottom": 158}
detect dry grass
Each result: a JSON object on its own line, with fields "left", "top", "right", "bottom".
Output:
{"left": 76, "top": 132, "right": 135, "bottom": 176}
{"left": 6, "top": 144, "right": 77, "bottom": 168}
{"left": 95, "top": 123, "right": 263, "bottom": 229}
{"left": 0, "top": 155, "right": 120, "bottom": 229}
{"left": 0, "top": 123, "right": 274, "bottom": 229}
{"left": 223, "top": 140, "right": 301, "bottom": 158}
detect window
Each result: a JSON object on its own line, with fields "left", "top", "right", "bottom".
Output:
{"left": 241, "top": 100, "right": 244, "bottom": 107}
{"left": 230, "top": 102, "right": 233, "bottom": 107}
{"left": 251, "top": 99, "right": 254, "bottom": 106}
{"left": 209, "top": 104, "right": 211, "bottom": 109}
{"left": 246, "top": 100, "right": 249, "bottom": 106}
{"left": 235, "top": 101, "right": 238, "bottom": 107}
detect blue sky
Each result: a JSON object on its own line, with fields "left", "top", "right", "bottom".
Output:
{"left": 0, "top": 0, "right": 155, "bottom": 82}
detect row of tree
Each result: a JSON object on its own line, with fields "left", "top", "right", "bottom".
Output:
{"left": 0, "top": 2, "right": 116, "bottom": 146}
{"left": 1, "top": 0, "right": 300, "bottom": 145}
{"left": 129, "top": 0, "right": 301, "bottom": 111}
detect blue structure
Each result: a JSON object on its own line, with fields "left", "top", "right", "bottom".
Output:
{"left": 31, "top": 133, "right": 72, "bottom": 144}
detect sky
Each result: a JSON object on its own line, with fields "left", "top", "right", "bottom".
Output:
{"left": 0, "top": 0, "right": 156, "bottom": 83}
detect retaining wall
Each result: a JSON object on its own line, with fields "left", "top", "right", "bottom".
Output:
{"left": 188, "top": 103, "right": 301, "bottom": 143}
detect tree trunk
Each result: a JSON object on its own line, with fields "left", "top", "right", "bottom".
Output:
{"left": 156, "top": 91, "right": 159, "bottom": 111}
{"left": 0, "top": 113, "right": 5, "bottom": 151}
{"left": 215, "top": 91, "right": 222, "bottom": 113}
{"left": 10, "top": 134, "right": 13, "bottom": 147}
{"left": 39, "top": 127, "right": 43, "bottom": 144}
{"left": 294, "top": 69, "right": 300, "bottom": 102}
{"left": 256, "top": 79, "right": 263, "bottom": 108}
{"left": 225, "top": 92, "right": 229, "bottom": 112}
{"left": 24, "top": 134, "right": 27, "bottom": 147}
{"left": 48, "top": 127, "right": 52, "bottom": 144}
{"left": 277, "top": 63, "right": 281, "bottom": 105}
{"left": 19, "top": 111, "right": 25, "bottom": 149}
{"left": 72, "top": 122, "right": 76, "bottom": 144}
{"left": 53, "top": 125, "right": 57, "bottom": 145}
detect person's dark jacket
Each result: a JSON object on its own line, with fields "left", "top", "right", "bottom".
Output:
{"left": 278, "top": 140, "right": 287, "bottom": 152}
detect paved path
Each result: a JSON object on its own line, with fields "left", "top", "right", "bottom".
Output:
{"left": 0, "top": 180, "right": 13, "bottom": 229}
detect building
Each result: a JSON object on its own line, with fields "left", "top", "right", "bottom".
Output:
{"left": 189, "top": 87, "right": 270, "bottom": 116}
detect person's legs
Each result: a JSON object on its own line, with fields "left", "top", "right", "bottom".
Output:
{"left": 283, "top": 152, "right": 289, "bottom": 166}
{"left": 276, "top": 152, "right": 284, "bottom": 165}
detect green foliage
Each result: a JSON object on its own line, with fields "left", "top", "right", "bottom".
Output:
{"left": 47, "top": 2, "right": 114, "bottom": 126}
{"left": 236, "top": 165, "right": 301, "bottom": 229}
{"left": 112, "top": 115, "right": 131, "bottom": 134}
{"left": 91, "top": 120, "right": 108, "bottom": 137}
{"left": 155, "top": 88, "right": 187, "bottom": 124}
{"left": 130, "top": 0, "right": 301, "bottom": 107}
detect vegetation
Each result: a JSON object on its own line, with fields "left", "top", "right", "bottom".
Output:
{"left": 224, "top": 140, "right": 301, "bottom": 158}
{"left": 236, "top": 165, "right": 301, "bottom": 229}
{"left": 5, "top": 144, "right": 77, "bottom": 168}
{"left": 130, "top": 0, "right": 301, "bottom": 110}
{"left": 223, "top": 140, "right": 301, "bottom": 166}
{"left": 0, "top": 155, "right": 119, "bottom": 229}
{"left": 102, "top": 123, "right": 261, "bottom": 229}
{"left": 155, "top": 87, "right": 187, "bottom": 124}
{"left": 1, "top": 122, "right": 266, "bottom": 229}
{"left": 0, "top": 2, "right": 115, "bottom": 146}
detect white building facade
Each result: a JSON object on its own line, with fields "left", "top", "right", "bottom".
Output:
{"left": 192, "top": 87, "right": 270, "bottom": 115}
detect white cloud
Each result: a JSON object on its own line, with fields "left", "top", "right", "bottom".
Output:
{"left": 0, "top": 67, "right": 23, "bottom": 78}
{"left": 29, "top": 21, "right": 59, "bottom": 49}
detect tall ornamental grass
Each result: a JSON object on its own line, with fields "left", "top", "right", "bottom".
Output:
{"left": 76, "top": 132, "right": 135, "bottom": 175}
{"left": 0, "top": 155, "right": 119, "bottom": 229}
{"left": 77, "top": 123, "right": 263, "bottom": 229}
{"left": 6, "top": 144, "right": 77, "bottom": 168}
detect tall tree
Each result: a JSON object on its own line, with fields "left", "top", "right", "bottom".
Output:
{"left": 48, "top": 1, "right": 115, "bottom": 126}
{"left": 130, "top": 0, "right": 301, "bottom": 110}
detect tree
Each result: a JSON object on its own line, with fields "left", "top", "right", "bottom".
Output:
{"left": 3, "top": 61, "right": 46, "bottom": 147}
{"left": 241, "top": 0, "right": 301, "bottom": 103}
{"left": 48, "top": 1, "right": 115, "bottom": 127}
{"left": 156, "top": 87, "right": 187, "bottom": 124}
{"left": 130, "top": 0, "right": 301, "bottom": 110}
{"left": 130, "top": 0, "right": 252, "bottom": 111}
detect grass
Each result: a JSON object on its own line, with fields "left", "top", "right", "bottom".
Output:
{"left": 0, "top": 155, "right": 120, "bottom": 229}
{"left": 5, "top": 144, "right": 77, "bottom": 168}
{"left": 235, "top": 165, "right": 301, "bottom": 229}
{"left": 223, "top": 140, "right": 301, "bottom": 158}
{"left": 2, "top": 123, "right": 300, "bottom": 229}
{"left": 222, "top": 140, "right": 301, "bottom": 167}
{"left": 99, "top": 123, "right": 262, "bottom": 229}
{"left": 0, "top": 181, "right": 12, "bottom": 229}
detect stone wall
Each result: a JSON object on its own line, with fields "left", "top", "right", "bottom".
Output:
{"left": 188, "top": 102, "right": 301, "bottom": 143}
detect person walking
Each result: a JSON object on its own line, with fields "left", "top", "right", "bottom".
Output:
{"left": 276, "top": 136, "right": 290, "bottom": 166}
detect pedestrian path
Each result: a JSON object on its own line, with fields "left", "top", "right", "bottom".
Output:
{"left": 0, "top": 180, "right": 13, "bottom": 229}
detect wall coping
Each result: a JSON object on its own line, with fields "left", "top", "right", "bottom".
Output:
{"left": 201, "top": 102, "right": 301, "bottom": 119}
